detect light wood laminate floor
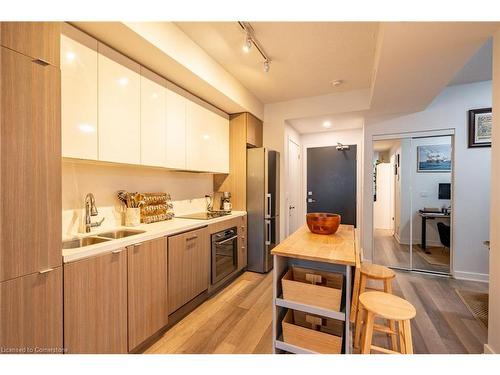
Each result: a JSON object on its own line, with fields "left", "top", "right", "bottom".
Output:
{"left": 374, "top": 229, "right": 450, "bottom": 274}
{"left": 144, "top": 270, "right": 487, "bottom": 354}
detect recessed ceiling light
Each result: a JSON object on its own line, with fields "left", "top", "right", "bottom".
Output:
{"left": 330, "top": 79, "right": 343, "bottom": 87}
{"left": 322, "top": 121, "right": 332, "bottom": 129}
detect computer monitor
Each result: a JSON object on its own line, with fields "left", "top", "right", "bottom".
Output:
{"left": 438, "top": 183, "right": 451, "bottom": 200}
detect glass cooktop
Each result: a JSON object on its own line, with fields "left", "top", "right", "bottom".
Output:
{"left": 176, "top": 211, "right": 231, "bottom": 220}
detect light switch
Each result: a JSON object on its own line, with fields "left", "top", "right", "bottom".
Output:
{"left": 308, "top": 191, "right": 312, "bottom": 195}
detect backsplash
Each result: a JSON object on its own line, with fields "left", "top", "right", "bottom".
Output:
{"left": 62, "top": 197, "right": 209, "bottom": 238}
{"left": 62, "top": 160, "right": 215, "bottom": 238}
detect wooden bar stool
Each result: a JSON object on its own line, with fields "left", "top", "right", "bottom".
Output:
{"left": 352, "top": 262, "right": 397, "bottom": 350}
{"left": 359, "top": 291, "right": 416, "bottom": 354}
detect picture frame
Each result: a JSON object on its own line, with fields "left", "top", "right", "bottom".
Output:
{"left": 417, "top": 144, "right": 452, "bottom": 173}
{"left": 468, "top": 107, "right": 492, "bottom": 148}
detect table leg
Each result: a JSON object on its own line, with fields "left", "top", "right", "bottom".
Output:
{"left": 421, "top": 216, "right": 427, "bottom": 252}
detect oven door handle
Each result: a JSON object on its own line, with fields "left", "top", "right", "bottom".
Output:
{"left": 215, "top": 235, "right": 238, "bottom": 245}
{"left": 265, "top": 219, "right": 271, "bottom": 246}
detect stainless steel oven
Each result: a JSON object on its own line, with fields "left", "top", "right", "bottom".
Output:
{"left": 211, "top": 227, "right": 238, "bottom": 285}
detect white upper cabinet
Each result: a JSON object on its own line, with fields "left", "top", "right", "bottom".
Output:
{"left": 98, "top": 45, "right": 141, "bottom": 165}
{"left": 166, "top": 89, "right": 187, "bottom": 170}
{"left": 60, "top": 31, "right": 98, "bottom": 160}
{"left": 140, "top": 69, "right": 167, "bottom": 167}
{"left": 186, "top": 101, "right": 229, "bottom": 173}
{"left": 210, "top": 111, "right": 229, "bottom": 173}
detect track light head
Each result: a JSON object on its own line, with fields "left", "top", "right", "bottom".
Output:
{"left": 242, "top": 35, "right": 252, "bottom": 53}
{"left": 263, "top": 60, "right": 270, "bottom": 73}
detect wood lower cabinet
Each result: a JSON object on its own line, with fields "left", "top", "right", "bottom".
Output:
{"left": 0, "top": 46, "right": 61, "bottom": 282}
{"left": 0, "top": 22, "right": 60, "bottom": 66}
{"left": 168, "top": 227, "right": 210, "bottom": 314}
{"left": 0, "top": 268, "right": 63, "bottom": 353}
{"left": 64, "top": 250, "right": 128, "bottom": 354}
{"left": 127, "top": 238, "right": 168, "bottom": 351}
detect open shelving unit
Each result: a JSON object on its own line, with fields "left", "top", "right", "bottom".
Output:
{"left": 272, "top": 255, "right": 352, "bottom": 354}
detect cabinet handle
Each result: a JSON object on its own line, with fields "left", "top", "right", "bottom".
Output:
{"left": 39, "top": 268, "right": 54, "bottom": 274}
{"left": 112, "top": 249, "right": 124, "bottom": 254}
{"left": 33, "top": 58, "right": 50, "bottom": 66}
{"left": 134, "top": 242, "right": 144, "bottom": 247}
{"left": 186, "top": 235, "right": 198, "bottom": 241}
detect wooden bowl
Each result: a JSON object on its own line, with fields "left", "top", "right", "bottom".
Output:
{"left": 306, "top": 213, "right": 341, "bottom": 235}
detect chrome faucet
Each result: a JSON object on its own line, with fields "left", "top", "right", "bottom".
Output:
{"left": 85, "top": 193, "right": 105, "bottom": 233}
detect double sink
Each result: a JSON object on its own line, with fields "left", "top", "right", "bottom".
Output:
{"left": 62, "top": 229, "right": 146, "bottom": 249}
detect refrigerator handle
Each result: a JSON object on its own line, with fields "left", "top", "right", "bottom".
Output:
{"left": 265, "top": 219, "right": 271, "bottom": 246}
{"left": 266, "top": 193, "right": 271, "bottom": 218}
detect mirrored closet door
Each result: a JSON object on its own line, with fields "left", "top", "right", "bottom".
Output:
{"left": 372, "top": 134, "right": 452, "bottom": 275}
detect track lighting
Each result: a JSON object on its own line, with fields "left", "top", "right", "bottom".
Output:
{"left": 238, "top": 22, "right": 272, "bottom": 74}
{"left": 242, "top": 35, "right": 252, "bottom": 53}
{"left": 263, "top": 60, "right": 270, "bottom": 73}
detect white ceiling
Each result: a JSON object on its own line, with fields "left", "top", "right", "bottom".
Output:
{"left": 175, "top": 22, "right": 379, "bottom": 104}
{"left": 287, "top": 112, "right": 364, "bottom": 134}
{"left": 448, "top": 38, "right": 492, "bottom": 86}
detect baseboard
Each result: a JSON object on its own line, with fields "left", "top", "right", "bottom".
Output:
{"left": 454, "top": 270, "right": 489, "bottom": 283}
{"left": 484, "top": 344, "right": 496, "bottom": 354}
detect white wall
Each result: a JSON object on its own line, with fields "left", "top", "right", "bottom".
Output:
{"left": 486, "top": 29, "right": 500, "bottom": 354}
{"left": 300, "top": 128, "right": 364, "bottom": 229}
{"left": 363, "top": 81, "right": 492, "bottom": 281}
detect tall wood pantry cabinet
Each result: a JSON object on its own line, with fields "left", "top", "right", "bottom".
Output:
{"left": 0, "top": 22, "right": 63, "bottom": 353}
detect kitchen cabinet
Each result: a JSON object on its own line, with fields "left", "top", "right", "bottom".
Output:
{"left": 166, "top": 88, "right": 187, "bottom": 169}
{"left": 127, "top": 237, "right": 168, "bottom": 351}
{"left": 98, "top": 44, "right": 141, "bottom": 165}
{"left": 0, "top": 22, "right": 60, "bottom": 66}
{"left": 246, "top": 112, "right": 263, "bottom": 148}
{"left": 141, "top": 68, "right": 167, "bottom": 167}
{"left": 0, "top": 46, "right": 61, "bottom": 282}
{"left": 238, "top": 215, "right": 248, "bottom": 270}
{"left": 186, "top": 101, "right": 229, "bottom": 173}
{"left": 0, "top": 267, "right": 63, "bottom": 353}
{"left": 60, "top": 27, "right": 98, "bottom": 160}
{"left": 168, "top": 227, "right": 210, "bottom": 314}
{"left": 214, "top": 112, "right": 262, "bottom": 210}
{"left": 64, "top": 249, "right": 128, "bottom": 354}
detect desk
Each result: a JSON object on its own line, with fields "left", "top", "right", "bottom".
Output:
{"left": 418, "top": 211, "right": 450, "bottom": 252}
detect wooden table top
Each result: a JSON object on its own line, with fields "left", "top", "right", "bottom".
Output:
{"left": 271, "top": 224, "right": 356, "bottom": 266}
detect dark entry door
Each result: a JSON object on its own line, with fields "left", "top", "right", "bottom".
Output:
{"left": 307, "top": 145, "right": 357, "bottom": 226}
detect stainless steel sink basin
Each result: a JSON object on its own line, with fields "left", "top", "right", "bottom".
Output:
{"left": 62, "top": 236, "right": 110, "bottom": 249}
{"left": 97, "top": 229, "right": 146, "bottom": 239}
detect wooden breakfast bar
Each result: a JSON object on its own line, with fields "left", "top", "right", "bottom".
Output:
{"left": 271, "top": 224, "right": 356, "bottom": 354}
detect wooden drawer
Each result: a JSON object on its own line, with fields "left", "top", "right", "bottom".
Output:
{"left": 282, "top": 309, "right": 343, "bottom": 354}
{"left": 168, "top": 227, "right": 209, "bottom": 314}
{"left": 282, "top": 266, "right": 343, "bottom": 311}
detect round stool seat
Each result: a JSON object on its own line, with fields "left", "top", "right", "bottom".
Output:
{"left": 359, "top": 291, "right": 416, "bottom": 321}
{"left": 360, "top": 263, "right": 396, "bottom": 280}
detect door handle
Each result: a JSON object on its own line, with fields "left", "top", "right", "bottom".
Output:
{"left": 39, "top": 268, "right": 54, "bottom": 274}
{"left": 289, "top": 205, "right": 295, "bottom": 210}
{"left": 186, "top": 235, "right": 198, "bottom": 241}
{"left": 266, "top": 194, "right": 272, "bottom": 218}
{"left": 215, "top": 235, "right": 238, "bottom": 245}
{"left": 265, "top": 220, "right": 271, "bottom": 246}
{"left": 112, "top": 248, "right": 124, "bottom": 254}
{"left": 33, "top": 58, "right": 50, "bottom": 66}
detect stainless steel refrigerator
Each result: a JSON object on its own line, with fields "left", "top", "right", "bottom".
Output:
{"left": 247, "top": 148, "right": 280, "bottom": 273}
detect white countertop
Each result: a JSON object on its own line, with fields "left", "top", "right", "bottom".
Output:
{"left": 62, "top": 211, "right": 246, "bottom": 263}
